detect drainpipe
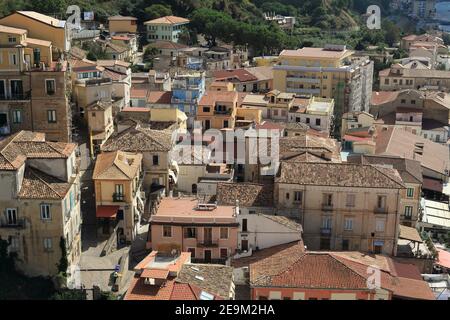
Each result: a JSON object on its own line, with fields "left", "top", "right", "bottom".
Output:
{"left": 393, "top": 189, "right": 401, "bottom": 256}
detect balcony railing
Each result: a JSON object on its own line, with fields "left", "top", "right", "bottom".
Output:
{"left": 113, "top": 193, "right": 125, "bottom": 202}
{"left": 374, "top": 206, "right": 388, "bottom": 214}
{"left": 0, "top": 91, "right": 31, "bottom": 101}
{"left": 322, "top": 203, "right": 334, "bottom": 211}
{"left": 320, "top": 227, "right": 332, "bottom": 236}
{"left": 197, "top": 239, "right": 219, "bottom": 248}
{"left": 0, "top": 218, "right": 26, "bottom": 229}
{"left": 214, "top": 109, "right": 232, "bottom": 115}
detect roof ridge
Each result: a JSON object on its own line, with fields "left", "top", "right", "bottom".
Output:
{"left": 372, "top": 165, "right": 405, "bottom": 188}
{"left": 328, "top": 254, "right": 377, "bottom": 284}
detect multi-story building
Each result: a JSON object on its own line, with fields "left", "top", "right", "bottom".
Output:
{"left": 171, "top": 71, "right": 205, "bottom": 127}
{"left": 348, "top": 154, "right": 423, "bottom": 228}
{"left": 247, "top": 243, "right": 435, "bottom": 300}
{"left": 96, "top": 60, "right": 132, "bottom": 111}
{"left": 213, "top": 67, "right": 273, "bottom": 94}
{"left": 0, "top": 11, "right": 71, "bottom": 53}
{"left": 273, "top": 45, "right": 373, "bottom": 131}
{"left": 101, "top": 123, "right": 177, "bottom": 194}
{"left": 379, "top": 64, "right": 450, "bottom": 92}
{"left": 107, "top": 15, "right": 138, "bottom": 35}
{"left": 92, "top": 150, "right": 144, "bottom": 243}
{"left": 144, "top": 16, "right": 189, "bottom": 43}
{"left": 148, "top": 197, "right": 239, "bottom": 263}
{"left": 412, "top": 0, "right": 436, "bottom": 19}
{"left": 0, "top": 131, "right": 81, "bottom": 277}
{"left": 288, "top": 96, "right": 335, "bottom": 134}
{"left": 0, "top": 25, "right": 71, "bottom": 142}
{"left": 275, "top": 162, "right": 406, "bottom": 255}
{"left": 85, "top": 100, "right": 114, "bottom": 155}
{"left": 197, "top": 91, "right": 238, "bottom": 130}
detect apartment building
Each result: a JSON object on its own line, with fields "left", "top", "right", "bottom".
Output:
{"left": 275, "top": 162, "right": 406, "bottom": 255}
{"left": 148, "top": 197, "right": 239, "bottom": 263}
{"left": 0, "top": 131, "right": 81, "bottom": 277}
{"left": 401, "top": 34, "right": 445, "bottom": 52}
{"left": 107, "top": 15, "right": 137, "bottom": 35}
{"left": 348, "top": 155, "right": 423, "bottom": 228}
{"left": 247, "top": 243, "right": 435, "bottom": 300}
{"left": 379, "top": 64, "right": 450, "bottom": 92}
{"left": 213, "top": 67, "right": 273, "bottom": 93}
{"left": 0, "top": 11, "right": 71, "bottom": 53}
{"left": 93, "top": 151, "right": 144, "bottom": 243}
{"left": 101, "top": 123, "right": 177, "bottom": 194}
{"left": 273, "top": 45, "right": 373, "bottom": 119}
{"left": 288, "top": 96, "right": 335, "bottom": 134}
{"left": 171, "top": 72, "right": 205, "bottom": 126}
{"left": 85, "top": 100, "right": 114, "bottom": 155}
{"left": 241, "top": 90, "right": 295, "bottom": 121}
{"left": 197, "top": 91, "right": 238, "bottom": 130}
{"left": 144, "top": 16, "right": 189, "bottom": 43}
{"left": 412, "top": 0, "right": 436, "bottom": 19}
{"left": 370, "top": 89, "right": 450, "bottom": 144}
{"left": 96, "top": 60, "right": 132, "bottom": 111}
{"left": 0, "top": 25, "right": 71, "bottom": 142}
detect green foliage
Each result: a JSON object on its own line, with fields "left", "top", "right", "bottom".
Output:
{"left": 82, "top": 41, "right": 107, "bottom": 61}
{"left": 51, "top": 289, "right": 86, "bottom": 300}
{"left": 443, "top": 33, "right": 450, "bottom": 46}
{"left": 57, "top": 237, "right": 68, "bottom": 276}
{"left": 144, "top": 4, "right": 172, "bottom": 21}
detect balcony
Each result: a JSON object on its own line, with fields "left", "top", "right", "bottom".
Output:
{"left": 287, "top": 88, "right": 321, "bottom": 95}
{"left": 286, "top": 77, "right": 321, "bottom": 84}
{"left": 197, "top": 239, "right": 219, "bottom": 248}
{"left": 0, "top": 218, "right": 26, "bottom": 229}
{"left": 322, "top": 203, "right": 334, "bottom": 211}
{"left": 320, "top": 228, "right": 332, "bottom": 236}
{"left": 113, "top": 193, "right": 125, "bottom": 202}
{"left": 214, "top": 109, "right": 232, "bottom": 116}
{"left": 374, "top": 206, "right": 388, "bottom": 214}
{"left": 0, "top": 91, "right": 31, "bottom": 101}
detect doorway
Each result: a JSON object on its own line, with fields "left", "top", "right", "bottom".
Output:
{"left": 204, "top": 249, "right": 212, "bottom": 262}
{"left": 241, "top": 239, "right": 249, "bottom": 251}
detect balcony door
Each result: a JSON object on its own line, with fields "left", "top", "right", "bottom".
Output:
{"left": 204, "top": 227, "right": 212, "bottom": 244}
{"left": 204, "top": 249, "right": 212, "bottom": 262}
{"left": 6, "top": 208, "right": 17, "bottom": 225}
{"left": 0, "top": 80, "right": 5, "bottom": 99}
{"left": 10, "top": 80, "right": 23, "bottom": 98}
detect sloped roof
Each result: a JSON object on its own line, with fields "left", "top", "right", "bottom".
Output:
{"left": 18, "top": 167, "right": 71, "bottom": 199}
{"left": 101, "top": 125, "right": 173, "bottom": 152}
{"left": 16, "top": 11, "right": 64, "bottom": 28}
{"left": 144, "top": 16, "right": 189, "bottom": 25}
{"left": 149, "top": 41, "right": 188, "bottom": 50}
{"left": 93, "top": 151, "right": 142, "bottom": 180}
{"left": 0, "top": 24, "right": 27, "bottom": 34}
{"left": 276, "top": 162, "right": 405, "bottom": 189}
{"left": 217, "top": 182, "right": 274, "bottom": 207}
{"left": 0, "top": 131, "right": 76, "bottom": 171}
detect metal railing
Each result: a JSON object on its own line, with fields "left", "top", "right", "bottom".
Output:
{"left": 197, "top": 239, "right": 219, "bottom": 248}
{"left": 374, "top": 206, "right": 388, "bottom": 214}
{"left": 0, "top": 218, "right": 26, "bottom": 229}
{"left": 113, "top": 193, "right": 125, "bottom": 202}
{"left": 0, "top": 91, "right": 31, "bottom": 101}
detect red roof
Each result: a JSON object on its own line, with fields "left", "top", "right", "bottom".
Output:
{"left": 437, "top": 249, "right": 450, "bottom": 269}
{"left": 96, "top": 205, "right": 119, "bottom": 218}
{"left": 147, "top": 91, "right": 172, "bottom": 104}
{"left": 371, "top": 91, "right": 400, "bottom": 105}
{"left": 343, "top": 134, "right": 371, "bottom": 142}
{"left": 213, "top": 69, "right": 258, "bottom": 83}
{"left": 131, "top": 88, "right": 148, "bottom": 99}
{"left": 141, "top": 269, "right": 170, "bottom": 279}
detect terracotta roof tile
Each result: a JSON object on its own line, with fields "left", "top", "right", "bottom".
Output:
{"left": 217, "top": 182, "right": 274, "bottom": 207}
{"left": 18, "top": 167, "right": 71, "bottom": 199}
{"left": 145, "top": 16, "right": 189, "bottom": 25}
{"left": 93, "top": 151, "right": 142, "bottom": 180}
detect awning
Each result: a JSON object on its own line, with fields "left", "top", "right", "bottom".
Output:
{"left": 423, "top": 178, "right": 443, "bottom": 193}
{"left": 398, "top": 225, "right": 423, "bottom": 243}
{"left": 96, "top": 205, "right": 119, "bottom": 218}
{"left": 436, "top": 249, "right": 450, "bottom": 269}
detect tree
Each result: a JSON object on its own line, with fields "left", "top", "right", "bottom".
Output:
{"left": 383, "top": 20, "right": 400, "bottom": 47}
{"left": 144, "top": 4, "right": 172, "bottom": 21}
{"left": 57, "top": 237, "right": 68, "bottom": 277}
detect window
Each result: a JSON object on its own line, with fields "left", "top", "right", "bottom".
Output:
{"left": 407, "top": 188, "right": 414, "bottom": 198}
{"left": 40, "top": 204, "right": 51, "bottom": 220}
{"left": 344, "top": 218, "right": 353, "bottom": 231}
{"left": 45, "top": 79, "right": 55, "bottom": 95}
{"left": 220, "top": 248, "right": 228, "bottom": 259}
{"left": 342, "top": 239, "right": 349, "bottom": 251}
{"left": 115, "top": 184, "right": 124, "bottom": 195}
{"left": 9, "top": 53, "right": 17, "bottom": 65}
{"left": 184, "top": 227, "right": 196, "bottom": 238}
{"left": 220, "top": 227, "right": 228, "bottom": 239}
{"left": 401, "top": 99, "right": 406, "bottom": 104}
{"left": 163, "top": 226, "right": 172, "bottom": 237}
{"left": 153, "top": 155, "right": 159, "bottom": 166}
{"left": 294, "top": 191, "right": 302, "bottom": 204}
{"left": 345, "top": 194, "right": 355, "bottom": 207}
{"left": 242, "top": 219, "right": 248, "bottom": 232}
{"left": 47, "top": 110, "right": 57, "bottom": 123}
{"left": 411, "top": 100, "right": 416, "bottom": 105}
{"left": 322, "top": 216, "right": 332, "bottom": 229}
{"left": 286, "top": 192, "right": 290, "bottom": 200}
{"left": 43, "top": 238, "right": 53, "bottom": 250}
{"left": 203, "top": 107, "right": 210, "bottom": 112}
{"left": 223, "top": 120, "right": 229, "bottom": 128}
{"left": 377, "top": 195, "right": 386, "bottom": 210}
{"left": 384, "top": 79, "right": 389, "bottom": 85}
{"left": 8, "top": 36, "right": 16, "bottom": 43}
{"left": 315, "top": 118, "right": 321, "bottom": 126}
{"left": 404, "top": 206, "right": 413, "bottom": 217}
{"left": 12, "top": 110, "right": 22, "bottom": 124}
{"left": 306, "top": 118, "right": 310, "bottom": 124}
{"left": 9, "top": 236, "right": 19, "bottom": 251}
{"left": 375, "top": 219, "right": 385, "bottom": 232}
{"left": 323, "top": 193, "right": 333, "bottom": 206}
{"left": 6, "top": 208, "right": 17, "bottom": 225}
